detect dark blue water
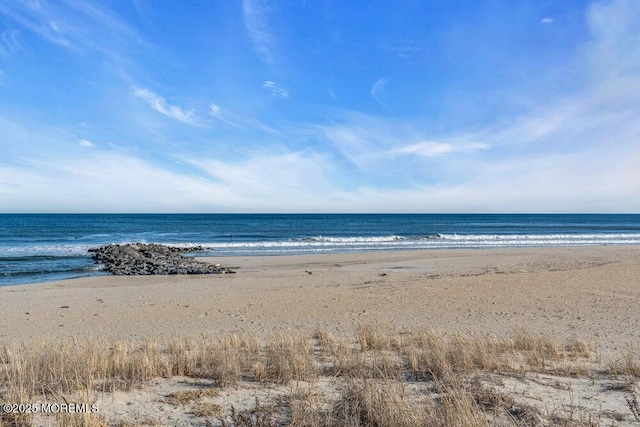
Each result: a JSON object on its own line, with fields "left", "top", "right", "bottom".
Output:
{"left": 1, "top": 214, "right": 639, "bottom": 286}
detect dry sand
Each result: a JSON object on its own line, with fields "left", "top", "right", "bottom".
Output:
{"left": 2, "top": 246, "right": 640, "bottom": 426}
{"left": 1, "top": 246, "right": 638, "bottom": 350}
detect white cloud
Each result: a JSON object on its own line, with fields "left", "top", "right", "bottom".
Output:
{"left": 208, "top": 103, "right": 244, "bottom": 128}
{"left": 317, "top": 120, "right": 392, "bottom": 170}
{"left": 304, "top": 0, "right": 640, "bottom": 208}
{"left": 0, "top": 2, "right": 71, "bottom": 48}
{"left": 1, "top": 97, "right": 639, "bottom": 213}
{"left": 329, "top": 88, "right": 339, "bottom": 103}
{"left": 383, "top": 44, "right": 423, "bottom": 60}
{"left": 79, "top": 139, "right": 94, "bottom": 147}
{"left": 0, "top": 0, "right": 146, "bottom": 56}
{"left": 0, "top": 29, "right": 21, "bottom": 58}
{"left": 2, "top": 140, "right": 638, "bottom": 213}
{"left": 209, "top": 104, "right": 221, "bottom": 116}
{"left": 191, "top": 151, "right": 333, "bottom": 200}
{"left": 586, "top": 0, "right": 640, "bottom": 82}
{"left": 0, "top": 149, "right": 345, "bottom": 213}
{"left": 243, "top": 0, "right": 276, "bottom": 65}
{"left": 1, "top": 0, "right": 639, "bottom": 213}
{"left": 541, "top": 17, "right": 554, "bottom": 24}
{"left": 207, "top": 103, "right": 279, "bottom": 133}
{"left": 262, "top": 81, "right": 289, "bottom": 97}
{"left": 133, "top": 88, "right": 198, "bottom": 125}
{"left": 0, "top": 153, "right": 228, "bottom": 213}
{"left": 392, "top": 141, "right": 488, "bottom": 157}
{"left": 370, "top": 78, "right": 388, "bottom": 106}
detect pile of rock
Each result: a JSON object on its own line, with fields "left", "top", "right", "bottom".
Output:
{"left": 88, "top": 243, "right": 235, "bottom": 276}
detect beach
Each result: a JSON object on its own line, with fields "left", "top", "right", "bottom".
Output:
{"left": 1, "top": 245, "right": 638, "bottom": 351}
{"left": 2, "top": 245, "right": 640, "bottom": 426}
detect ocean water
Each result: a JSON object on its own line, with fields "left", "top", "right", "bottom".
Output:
{"left": 1, "top": 214, "right": 639, "bottom": 286}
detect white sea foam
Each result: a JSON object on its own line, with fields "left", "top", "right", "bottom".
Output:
{"left": 2, "top": 233, "right": 639, "bottom": 259}
{"left": 0, "top": 244, "right": 93, "bottom": 258}
{"left": 438, "top": 233, "right": 640, "bottom": 241}
{"left": 196, "top": 233, "right": 640, "bottom": 254}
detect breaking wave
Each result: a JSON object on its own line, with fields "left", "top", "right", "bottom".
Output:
{"left": 2, "top": 232, "right": 639, "bottom": 285}
{"left": 200, "top": 233, "right": 640, "bottom": 255}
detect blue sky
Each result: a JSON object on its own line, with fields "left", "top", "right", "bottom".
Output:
{"left": 0, "top": 0, "right": 638, "bottom": 212}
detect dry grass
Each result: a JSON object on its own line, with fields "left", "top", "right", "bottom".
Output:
{"left": 287, "top": 386, "right": 332, "bottom": 427}
{"left": 356, "top": 324, "right": 393, "bottom": 352}
{"left": 332, "top": 379, "right": 420, "bottom": 426}
{"left": 191, "top": 401, "right": 223, "bottom": 418}
{"left": 219, "top": 398, "right": 279, "bottom": 427}
{"left": 257, "top": 332, "right": 318, "bottom": 384}
{"left": 1, "top": 325, "right": 634, "bottom": 426}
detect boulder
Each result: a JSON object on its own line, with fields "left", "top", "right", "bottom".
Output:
{"left": 88, "top": 243, "right": 234, "bottom": 276}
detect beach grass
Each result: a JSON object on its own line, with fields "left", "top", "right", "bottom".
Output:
{"left": 1, "top": 325, "right": 639, "bottom": 426}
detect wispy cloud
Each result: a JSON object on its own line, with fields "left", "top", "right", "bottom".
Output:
{"left": 2, "top": 93, "right": 639, "bottom": 213}
{"left": 586, "top": 0, "right": 640, "bottom": 82}
{"left": 0, "top": 153, "right": 226, "bottom": 213}
{"left": 208, "top": 103, "right": 279, "bottom": 134}
{"left": 0, "top": 2, "right": 72, "bottom": 49}
{"left": 133, "top": 88, "right": 198, "bottom": 125}
{"left": 316, "top": 119, "right": 392, "bottom": 170}
{"left": 0, "top": 1, "right": 149, "bottom": 64}
{"left": 208, "top": 103, "right": 245, "bottom": 128}
{"left": 192, "top": 151, "right": 333, "bottom": 198}
{"left": 391, "top": 141, "right": 488, "bottom": 157}
{"left": 3, "top": 138, "right": 638, "bottom": 214}
{"left": 386, "top": 45, "right": 422, "bottom": 59}
{"left": 370, "top": 78, "right": 388, "bottom": 107}
{"left": 0, "top": 29, "right": 21, "bottom": 58}
{"left": 208, "top": 104, "right": 221, "bottom": 115}
{"left": 243, "top": 0, "right": 276, "bottom": 65}
{"left": 329, "top": 87, "right": 339, "bottom": 103}
{"left": 1, "top": 0, "right": 639, "bottom": 213}
{"left": 302, "top": 0, "right": 640, "bottom": 207}
{"left": 262, "top": 81, "right": 289, "bottom": 97}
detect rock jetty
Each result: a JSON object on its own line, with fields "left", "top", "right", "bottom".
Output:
{"left": 88, "top": 243, "right": 235, "bottom": 275}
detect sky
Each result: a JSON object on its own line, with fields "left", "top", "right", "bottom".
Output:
{"left": 0, "top": 0, "right": 639, "bottom": 213}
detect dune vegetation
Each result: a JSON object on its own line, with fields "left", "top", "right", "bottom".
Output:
{"left": 1, "top": 324, "right": 639, "bottom": 426}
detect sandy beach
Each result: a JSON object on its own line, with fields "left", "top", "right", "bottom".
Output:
{"left": 2, "top": 245, "right": 640, "bottom": 426}
{"left": 1, "top": 245, "right": 638, "bottom": 351}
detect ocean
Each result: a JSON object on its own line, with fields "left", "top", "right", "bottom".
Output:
{"left": 1, "top": 214, "right": 639, "bottom": 286}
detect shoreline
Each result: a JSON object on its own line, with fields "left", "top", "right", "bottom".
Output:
{"left": 1, "top": 245, "right": 639, "bottom": 352}
{"left": 2, "top": 242, "right": 639, "bottom": 288}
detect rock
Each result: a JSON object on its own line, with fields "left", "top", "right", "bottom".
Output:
{"left": 88, "top": 243, "right": 235, "bottom": 276}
